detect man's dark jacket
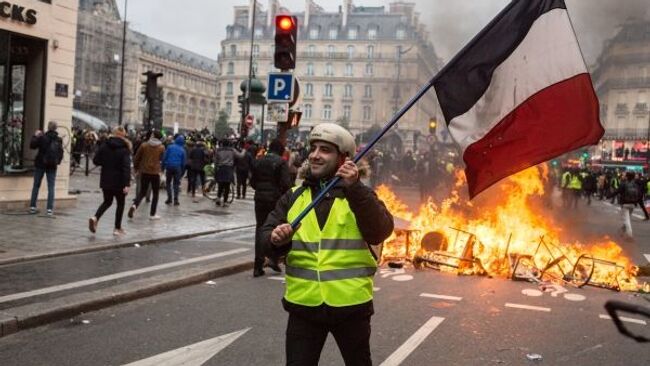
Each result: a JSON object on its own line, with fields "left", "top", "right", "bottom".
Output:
{"left": 261, "top": 173, "right": 394, "bottom": 316}
{"left": 30, "top": 130, "right": 62, "bottom": 169}
{"left": 251, "top": 152, "right": 291, "bottom": 203}
{"left": 93, "top": 137, "right": 131, "bottom": 191}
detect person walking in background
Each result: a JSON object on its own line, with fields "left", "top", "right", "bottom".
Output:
{"left": 88, "top": 126, "right": 132, "bottom": 236}
{"left": 129, "top": 130, "right": 165, "bottom": 220}
{"left": 234, "top": 142, "right": 254, "bottom": 200}
{"left": 214, "top": 139, "right": 245, "bottom": 207}
{"left": 608, "top": 171, "right": 642, "bottom": 241}
{"left": 163, "top": 135, "right": 186, "bottom": 206}
{"left": 250, "top": 139, "right": 291, "bottom": 277}
{"left": 29, "top": 121, "right": 64, "bottom": 216}
{"left": 188, "top": 139, "right": 208, "bottom": 203}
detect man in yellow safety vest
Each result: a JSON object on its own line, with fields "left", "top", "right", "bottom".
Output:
{"left": 262, "top": 123, "right": 394, "bottom": 365}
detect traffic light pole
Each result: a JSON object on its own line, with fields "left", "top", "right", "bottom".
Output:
{"left": 241, "top": 0, "right": 257, "bottom": 138}
{"left": 118, "top": 0, "right": 128, "bottom": 126}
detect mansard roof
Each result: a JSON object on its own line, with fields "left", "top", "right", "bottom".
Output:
{"left": 131, "top": 31, "right": 218, "bottom": 74}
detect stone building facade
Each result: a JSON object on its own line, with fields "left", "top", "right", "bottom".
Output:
{"left": 592, "top": 19, "right": 650, "bottom": 170}
{"left": 74, "top": 0, "right": 219, "bottom": 131}
{"left": 217, "top": 0, "right": 442, "bottom": 147}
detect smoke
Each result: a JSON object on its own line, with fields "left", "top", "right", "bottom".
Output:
{"left": 415, "top": 0, "right": 650, "bottom": 68}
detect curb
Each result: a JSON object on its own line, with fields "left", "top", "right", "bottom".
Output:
{"left": 0, "top": 255, "right": 254, "bottom": 338}
{"left": 0, "top": 224, "right": 256, "bottom": 266}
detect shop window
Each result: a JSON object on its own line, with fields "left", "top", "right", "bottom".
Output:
{"left": 0, "top": 31, "right": 48, "bottom": 173}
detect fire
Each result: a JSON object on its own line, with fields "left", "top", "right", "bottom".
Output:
{"left": 377, "top": 165, "right": 639, "bottom": 291}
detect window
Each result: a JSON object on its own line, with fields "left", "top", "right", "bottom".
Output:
{"left": 327, "top": 45, "right": 335, "bottom": 57}
{"left": 367, "top": 45, "right": 374, "bottom": 59}
{"left": 304, "top": 104, "right": 313, "bottom": 119}
{"left": 345, "top": 63, "right": 353, "bottom": 76}
{"left": 365, "top": 63, "right": 374, "bottom": 75}
{"left": 363, "top": 105, "right": 372, "bottom": 120}
{"left": 348, "top": 27, "right": 358, "bottom": 40}
{"left": 229, "top": 44, "right": 237, "bottom": 56}
{"left": 368, "top": 27, "right": 378, "bottom": 40}
{"left": 343, "top": 105, "right": 352, "bottom": 120}
{"left": 306, "top": 62, "right": 314, "bottom": 76}
{"left": 227, "top": 62, "right": 234, "bottom": 74}
{"left": 329, "top": 28, "right": 338, "bottom": 40}
{"left": 325, "top": 63, "right": 334, "bottom": 76}
{"left": 309, "top": 27, "right": 320, "bottom": 39}
{"left": 216, "top": 83, "right": 221, "bottom": 95}
{"left": 252, "top": 44, "right": 260, "bottom": 57}
{"left": 252, "top": 61, "right": 258, "bottom": 74}
{"left": 226, "top": 102, "right": 232, "bottom": 115}
{"left": 347, "top": 45, "right": 355, "bottom": 58}
{"left": 324, "top": 83, "right": 333, "bottom": 97}
{"left": 344, "top": 84, "right": 352, "bottom": 97}
{"left": 323, "top": 105, "right": 332, "bottom": 120}
{"left": 254, "top": 28, "right": 263, "bottom": 38}
{"left": 233, "top": 29, "right": 241, "bottom": 38}
{"left": 305, "top": 83, "right": 314, "bottom": 96}
{"left": 396, "top": 27, "right": 406, "bottom": 40}
{"left": 364, "top": 84, "right": 372, "bottom": 98}
{"left": 226, "top": 82, "right": 233, "bottom": 95}
{"left": 307, "top": 44, "right": 316, "bottom": 56}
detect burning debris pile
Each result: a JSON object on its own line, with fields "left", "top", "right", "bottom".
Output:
{"left": 376, "top": 165, "right": 640, "bottom": 292}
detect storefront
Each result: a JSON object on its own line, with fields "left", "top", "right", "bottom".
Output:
{"left": 0, "top": 0, "right": 77, "bottom": 209}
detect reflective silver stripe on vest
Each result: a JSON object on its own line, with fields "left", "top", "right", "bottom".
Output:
{"left": 291, "top": 241, "right": 320, "bottom": 253}
{"left": 321, "top": 239, "right": 367, "bottom": 250}
{"left": 291, "top": 239, "right": 367, "bottom": 252}
{"left": 286, "top": 265, "right": 376, "bottom": 282}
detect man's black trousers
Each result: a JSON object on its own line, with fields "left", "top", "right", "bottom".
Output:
{"left": 285, "top": 310, "right": 372, "bottom": 366}
{"left": 254, "top": 200, "right": 276, "bottom": 271}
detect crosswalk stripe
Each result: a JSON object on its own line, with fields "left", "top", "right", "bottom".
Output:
{"left": 379, "top": 316, "right": 445, "bottom": 366}
{"left": 419, "top": 293, "right": 462, "bottom": 301}
{"left": 505, "top": 303, "right": 551, "bottom": 312}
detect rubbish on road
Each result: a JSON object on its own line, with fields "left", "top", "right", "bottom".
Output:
{"left": 526, "top": 353, "right": 543, "bottom": 361}
{"left": 81, "top": 320, "right": 91, "bottom": 325}
{"left": 413, "top": 228, "right": 487, "bottom": 276}
{"left": 566, "top": 255, "right": 628, "bottom": 291}
{"left": 205, "top": 280, "right": 217, "bottom": 285}
{"left": 134, "top": 243, "right": 141, "bottom": 247}
{"left": 387, "top": 261, "right": 404, "bottom": 269}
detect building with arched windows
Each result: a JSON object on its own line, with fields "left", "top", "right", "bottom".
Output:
{"left": 217, "top": 0, "right": 442, "bottom": 147}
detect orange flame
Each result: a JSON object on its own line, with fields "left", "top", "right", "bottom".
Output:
{"left": 377, "top": 165, "right": 639, "bottom": 291}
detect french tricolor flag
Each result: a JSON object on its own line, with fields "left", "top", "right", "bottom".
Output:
{"left": 434, "top": 0, "right": 604, "bottom": 198}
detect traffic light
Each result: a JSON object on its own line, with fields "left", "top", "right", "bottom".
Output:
{"left": 274, "top": 15, "right": 298, "bottom": 70}
{"left": 581, "top": 149, "right": 590, "bottom": 159}
{"left": 428, "top": 118, "right": 437, "bottom": 135}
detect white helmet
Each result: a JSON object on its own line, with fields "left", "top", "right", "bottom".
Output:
{"left": 309, "top": 123, "right": 356, "bottom": 158}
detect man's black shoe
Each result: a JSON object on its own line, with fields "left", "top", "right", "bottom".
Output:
{"left": 266, "top": 261, "right": 282, "bottom": 273}
{"left": 253, "top": 269, "right": 265, "bottom": 277}
{"left": 165, "top": 199, "right": 172, "bottom": 205}
{"left": 173, "top": 201, "right": 180, "bottom": 206}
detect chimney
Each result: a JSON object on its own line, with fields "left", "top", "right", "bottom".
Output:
{"left": 342, "top": 0, "right": 352, "bottom": 28}
{"left": 267, "top": 0, "right": 278, "bottom": 28}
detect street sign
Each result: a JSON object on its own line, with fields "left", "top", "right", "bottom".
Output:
{"left": 245, "top": 114, "right": 255, "bottom": 128}
{"left": 268, "top": 102, "right": 289, "bottom": 122}
{"left": 267, "top": 72, "right": 294, "bottom": 102}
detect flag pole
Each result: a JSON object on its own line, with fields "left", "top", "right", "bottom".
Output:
{"left": 290, "top": 78, "right": 437, "bottom": 229}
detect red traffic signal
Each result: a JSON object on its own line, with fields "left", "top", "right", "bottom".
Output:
{"left": 274, "top": 15, "right": 298, "bottom": 70}
{"left": 277, "top": 15, "right": 295, "bottom": 31}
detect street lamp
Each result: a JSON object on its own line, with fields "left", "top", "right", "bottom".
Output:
{"left": 118, "top": 0, "right": 128, "bottom": 126}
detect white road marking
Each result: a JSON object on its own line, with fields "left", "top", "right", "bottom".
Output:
{"left": 419, "top": 293, "right": 462, "bottom": 301}
{"left": 379, "top": 316, "right": 445, "bottom": 366}
{"left": 547, "top": 284, "right": 568, "bottom": 297}
{"left": 0, "top": 248, "right": 250, "bottom": 304}
{"left": 644, "top": 254, "right": 650, "bottom": 264}
{"left": 381, "top": 268, "right": 405, "bottom": 278}
{"left": 268, "top": 276, "right": 285, "bottom": 281}
{"left": 599, "top": 314, "right": 647, "bottom": 326}
{"left": 391, "top": 274, "right": 414, "bottom": 282}
{"left": 521, "top": 289, "right": 543, "bottom": 297}
{"left": 505, "top": 303, "right": 551, "bottom": 312}
{"left": 121, "top": 328, "right": 250, "bottom": 366}
{"left": 563, "top": 293, "right": 586, "bottom": 302}
{"left": 374, "top": 287, "right": 381, "bottom": 292}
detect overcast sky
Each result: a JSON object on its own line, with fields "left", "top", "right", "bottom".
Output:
{"left": 118, "top": 0, "right": 649, "bottom": 66}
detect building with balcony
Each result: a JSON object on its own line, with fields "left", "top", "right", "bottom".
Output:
{"left": 218, "top": 0, "right": 442, "bottom": 149}
{"left": 592, "top": 19, "right": 650, "bottom": 168}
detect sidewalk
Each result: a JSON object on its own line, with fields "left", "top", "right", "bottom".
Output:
{"left": 0, "top": 174, "right": 257, "bottom": 264}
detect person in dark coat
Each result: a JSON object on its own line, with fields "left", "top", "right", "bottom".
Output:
{"left": 213, "top": 139, "right": 245, "bottom": 207}
{"left": 29, "top": 120, "right": 64, "bottom": 215}
{"left": 188, "top": 139, "right": 208, "bottom": 202}
{"left": 234, "top": 144, "right": 254, "bottom": 199}
{"left": 250, "top": 139, "right": 292, "bottom": 277}
{"left": 89, "top": 126, "right": 132, "bottom": 236}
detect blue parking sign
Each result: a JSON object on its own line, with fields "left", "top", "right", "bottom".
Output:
{"left": 267, "top": 73, "right": 294, "bottom": 102}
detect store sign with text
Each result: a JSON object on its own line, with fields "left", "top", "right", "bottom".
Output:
{"left": 0, "top": 2, "right": 37, "bottom": 25}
